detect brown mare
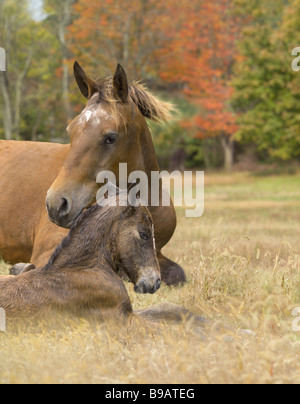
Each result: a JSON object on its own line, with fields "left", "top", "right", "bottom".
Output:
{"left": 0, "top": 195, "right": 205, "bottom": 328}
{"left": 0, "top": 62, "right": 186, "bottom": 286}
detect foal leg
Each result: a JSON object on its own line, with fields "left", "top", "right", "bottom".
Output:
{"left": 158, "top": 252, "right": 186, "bottom": 286}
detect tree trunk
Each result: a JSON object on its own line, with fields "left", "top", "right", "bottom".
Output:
{"left": 14, "top": 50, "right": 33, "bottom": 140}
{"left": 58, "top": 0, "right": 73, "bottom": 123}
{"left": 221, "top": 135, "right": 234, "bottom": 171}
{"left": 0, "top": 71, "right": 12, "bottom": 140}
{"left": 31, "top": 109, "right": 43, "bottom": 141}
{"left": 122, "top": 14, "right": 132, "bottom": 69}
{"left": 0, "top": 50, "right": 33, "bottom": 141}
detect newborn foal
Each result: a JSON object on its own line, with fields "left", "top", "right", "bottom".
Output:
{"left": 0, "top": 198, "right": 161, "bottom": 321}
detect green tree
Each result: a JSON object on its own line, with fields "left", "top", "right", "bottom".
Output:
{"left": 232, "top": 0, "right": 300, "bottom": 160}
{"left": 44, "top": 0, "right": 77, "bottom": 123}
{"left": 0, "top": 0, "right": 56, "bottom": 141}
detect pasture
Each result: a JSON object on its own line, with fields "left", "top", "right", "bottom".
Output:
{"left": 1, "top": 171, "right": 300, "bottom": 384}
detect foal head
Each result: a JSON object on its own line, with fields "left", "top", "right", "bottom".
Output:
{"left": 115, "top": 202, "right": 161, "bottom": 294}
{"left": 48, "top": 195, "right": 161, "bottom": 295}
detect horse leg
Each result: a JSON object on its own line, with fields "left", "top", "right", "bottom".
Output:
{"left": 10, "top": 263, "right": 36, "bottom": 276}
{"left": 157, "top": 251, "right": 186, "bottom": 286}
{"left": 150, "top": 200, "right": 187, "bottom": 287}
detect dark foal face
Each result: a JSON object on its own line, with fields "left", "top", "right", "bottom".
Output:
{"left": 117, "top": 206, "right": 161, "bottom": 295}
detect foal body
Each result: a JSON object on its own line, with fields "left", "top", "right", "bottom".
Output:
{"left": 0, "top": 261, "right": 132, "bottom": 321}
{"left": 0, "top": 201, "right": 160, "bottom": 321}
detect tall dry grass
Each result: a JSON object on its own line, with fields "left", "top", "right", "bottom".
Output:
{"left": 1, "top": 172, "right": 300, "bottom": 384}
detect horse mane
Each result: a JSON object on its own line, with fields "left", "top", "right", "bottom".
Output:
{"left": 129, "top": 82, "right": 175, "bottom": 123}
{"left": 95, "top": 77, "right": 175, "bottom": 126}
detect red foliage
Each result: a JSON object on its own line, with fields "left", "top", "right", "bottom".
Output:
{"left": 68, "top": 0, "right": 242, "bottom": 138}
{"left": 158, "top": 0, "right": 242, "bottom": 138}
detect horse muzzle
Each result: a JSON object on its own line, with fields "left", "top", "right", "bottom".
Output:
{"left": 46, "top": 195, "right": 73, "bottom": 228}
{"left": 46, "top": 190, "right": 86, "bottom": 229}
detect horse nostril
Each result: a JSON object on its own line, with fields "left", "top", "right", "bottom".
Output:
{"left": 150, "top": 279, "right": 161, "bottom": 294}
{"left": 134, "top": 280, "right": 147, "bottom": 294}
{"left": 58, "top": 197, "right": 71, "bottom": 218}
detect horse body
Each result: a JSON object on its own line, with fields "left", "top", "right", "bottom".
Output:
{"left": 0, "top": 140, "right": 69, "bottom": 264}
{"left": 0, "top": 62, "right": 186, "bottom": 285}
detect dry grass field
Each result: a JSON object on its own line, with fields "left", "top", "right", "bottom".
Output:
{"left": 1, "top": 171, "right": 300, "bottom": 384}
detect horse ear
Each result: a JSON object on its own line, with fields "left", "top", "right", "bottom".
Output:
{"left": 74, "top": 61, "right": 98, "bottom": 100}
{"left": 113, "top": 63, "right": 129, "bottom": 103}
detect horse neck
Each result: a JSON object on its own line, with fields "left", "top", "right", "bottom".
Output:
{"left": 137, "top": 123, "right": 161, "bottom": 183}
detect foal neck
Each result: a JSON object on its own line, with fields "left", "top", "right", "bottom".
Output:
{"left": 43, "top": 206, "right": 119, "bottom": 273}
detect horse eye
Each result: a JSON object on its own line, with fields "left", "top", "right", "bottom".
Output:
{"left": 140, "top": 232, "right": 150, "bottom": 241}
{"left": 103, "top": 133, "right": 118, "bottom": 145}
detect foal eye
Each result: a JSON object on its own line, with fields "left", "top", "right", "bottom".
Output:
{"left": 103, "top": 133, "right": 118, "bottom": 145}
{"left": 139, "top": 232, "right": 150, "bottom": 241}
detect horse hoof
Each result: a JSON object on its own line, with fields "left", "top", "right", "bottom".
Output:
{"left": 10, "top": 263, "right": 36, "bottom": 276}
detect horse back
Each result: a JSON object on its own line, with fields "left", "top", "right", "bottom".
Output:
{"left": 0, "top": 140, "right": 69, "bottom": 263}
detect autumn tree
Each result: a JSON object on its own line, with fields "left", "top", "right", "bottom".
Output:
{"left": 159, "top": 0, "right": 243, "bottom": 170}
{"left": 68, "top": 0, "right": 184, "bottom": 81}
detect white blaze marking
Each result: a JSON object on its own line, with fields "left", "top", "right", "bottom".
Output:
{"left": 85, "top": 110, "right": 93, "bottom": 122}
{"left": 152, "top": 225, "right": 156, "bottom": 252}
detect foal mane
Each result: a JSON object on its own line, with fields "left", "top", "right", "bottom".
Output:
{"left": 95, "top": 77, "right": 175, "bottom": 126}
{"left": 42, "top": 204, "right": 116, "bottom": 271}
{"left": 43, "top": 197, "right": 136, "bottom": 271}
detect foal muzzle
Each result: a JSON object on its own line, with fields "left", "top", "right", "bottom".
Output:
{"left": 134, "top": 273, "right": 161, "bottom": 295}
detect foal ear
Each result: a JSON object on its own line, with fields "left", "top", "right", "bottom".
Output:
{"left": 74, "top": 61, "right": 99, "bottom": 100}
{"left": 113, "top": 63, "right": 129, "bottom": 103}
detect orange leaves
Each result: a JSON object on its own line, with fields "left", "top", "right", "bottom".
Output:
{"left": 67, "top": 0, "right": 241, "bottom": 138}
{"left": 159, "top": 0, "right": 242, "bottom": 138}
{"left": 69, "top": 0, "right": 170, "bottom": 77}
